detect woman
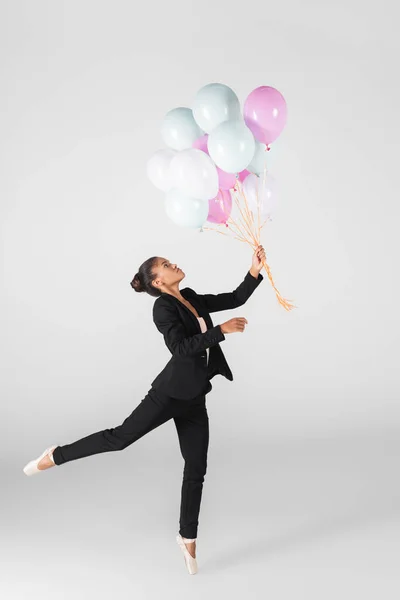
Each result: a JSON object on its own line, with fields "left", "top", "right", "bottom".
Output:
{"left": 23, "top": 244, "right": 265, "bottom": 574}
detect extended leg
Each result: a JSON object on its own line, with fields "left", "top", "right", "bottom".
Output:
{"left": 52, "top": 387, "right": 173, "bottom": 465}
{"left": 174, "top": 397, "right": 209, "bottom": 541}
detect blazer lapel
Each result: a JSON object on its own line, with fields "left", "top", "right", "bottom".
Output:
{"left": 181, "top": 288, "right": 211, "bottom": 331}
{"left": 161, "top": 289, "right": 202, "bottom": 333}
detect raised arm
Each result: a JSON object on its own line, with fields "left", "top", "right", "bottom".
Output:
{"left": 190, "top": 269, "right": 264, "bottom": 314}
{"left": 153, "top": 299, "right": 226, "bottom": 357}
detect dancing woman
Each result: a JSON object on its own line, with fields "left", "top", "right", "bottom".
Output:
{"left": 23, "top": 245, "right": 265, "bottom": 574}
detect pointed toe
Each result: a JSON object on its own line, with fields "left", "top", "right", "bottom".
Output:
{"left": 23, "top": 445, "right": 57, "bottom": 476}
{"left": 176, "top": 533, "right": 198, "bottom": 575}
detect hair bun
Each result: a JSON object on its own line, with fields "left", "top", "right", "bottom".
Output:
{"left": 130, "top": 272, "right": 144, "bottom": 293}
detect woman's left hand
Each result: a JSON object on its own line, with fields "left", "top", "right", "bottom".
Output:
{"left": 251, "top": 244, "right": 266, "bottom": 274}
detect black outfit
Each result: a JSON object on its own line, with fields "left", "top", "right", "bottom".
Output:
{"left": 52, "top": 269, "right": 263, "bottom": 539}
{"left": 151, "top": 269, "right": 264, "bottom": 399}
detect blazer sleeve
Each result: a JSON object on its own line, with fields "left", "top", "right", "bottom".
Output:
{"left": 153, "top": 300, "right": 226, "bottom": 357}
{"left": 192, "top": 270, "right": 264, "bottom": 313}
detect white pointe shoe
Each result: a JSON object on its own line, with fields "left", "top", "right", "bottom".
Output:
{"left": 176, "top": 533, "right": 198, "bottom": 575}
{"left": 23, "top": 445, "right": 57, "bottom": 476}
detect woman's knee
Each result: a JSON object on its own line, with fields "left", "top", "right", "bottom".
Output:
{"left": 183, "top": 457, "right": 208, "bottom": 480}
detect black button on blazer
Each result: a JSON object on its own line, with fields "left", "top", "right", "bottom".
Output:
{"left": 151, "top": 270, "right": 264, "bottom": 400}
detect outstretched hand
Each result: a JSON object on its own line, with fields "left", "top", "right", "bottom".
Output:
{"left": 251, "top": 244, "right": 266, "bottom": 275}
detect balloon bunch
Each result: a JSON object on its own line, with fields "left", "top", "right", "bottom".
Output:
{"left": 147, "top": 83, "right": 295, "bottom": 311}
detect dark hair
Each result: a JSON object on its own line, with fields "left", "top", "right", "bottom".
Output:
{"left": 130, "top": 256, "right": 161, "bottom": 297}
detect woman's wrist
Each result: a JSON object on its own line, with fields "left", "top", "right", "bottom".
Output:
{"left": 249, "top": 268, "right": 259, "bottom": 279}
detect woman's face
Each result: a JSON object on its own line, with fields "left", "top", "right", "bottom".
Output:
{"left": 151, "top": 257, "right": 185, "bottom": 292}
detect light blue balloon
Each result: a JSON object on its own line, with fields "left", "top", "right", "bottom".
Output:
{"left": 165, "top": 189, "right": 209, "bottom": 228}
{"left": 247, "top": 141, "right": 268, "bottom": 176}
{"left": 161, "top": 107, "right": 204, "bottom": 151}
{"left": 193, "top": 83, "right": 241, "bottom": 133}
{"left": 207, "top": 119, "right": 256, "bottom": 174}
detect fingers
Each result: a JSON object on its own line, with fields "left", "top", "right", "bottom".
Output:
{"left": 225, "top": 317, "right": 249, "bottom": 333}
{"left": 254, "top": 244, "right": 265, "bottom": 260}
{"left": 235, "top": 317, "right": 248, "bottom": 332}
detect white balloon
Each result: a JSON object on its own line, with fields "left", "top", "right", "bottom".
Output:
{"left": 161, "top": 107, "right": 204, "bottom": 151}
{"left": 208, "top": 120, "right": 256, "bottom": 173}
{"left": 247, "top": 141, "right": 267, "bottom": 176}
{"left": 169, "top": 148, "right": 219, "bottom": 201}
{"left": 193, "top": 83, "right": 241, "bottom": 133}
{"left": 242, "top": 172, "right": 277, "bottom": 221}
{"left": 165, "top": 189, "right": 209, "bottom": 228}
{"left": 146, "top": 149, "right": 177, "bottom": 192}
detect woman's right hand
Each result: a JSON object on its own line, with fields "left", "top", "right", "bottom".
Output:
{"left": 220, "top": 317, "right": 248, "bottom": 334}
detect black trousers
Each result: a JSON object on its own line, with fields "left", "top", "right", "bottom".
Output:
{"left": 52, "top": 384, "right": 211, "bottom": 539}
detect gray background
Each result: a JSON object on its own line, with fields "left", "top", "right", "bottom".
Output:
{"left": 2, "top": 0, "right": 399, "bottom": 597}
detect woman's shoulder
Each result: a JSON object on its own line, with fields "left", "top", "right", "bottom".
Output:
{"left": 153, "top": 287, "right": 196, "bottom": 318}
{"left": 181, "top": 286, "right": 196, "bottom": 296}
{"left": 153, "top": 287, "right": 196, "bottom": 305}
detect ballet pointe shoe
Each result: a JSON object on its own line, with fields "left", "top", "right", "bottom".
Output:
{"left": 176, "top": 533, "right": 198, "bottom": 575}
{"left": 23, "top": 445, "right": 57, "bottom": 476}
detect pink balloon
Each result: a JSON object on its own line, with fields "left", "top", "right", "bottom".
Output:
{"left": 237, "top": 169, "right": 250, "bottom": 182}
{"left": 207, "top": 189, "right": 232, "bottom": 224}
{"left": 217, "top": 166, "right": 237, "bottom": 190}
{"left": 192, "top": 134, "right": 208, "bottom": 153}
{"left": 192, "top": 135, "right": 236, "bottom": 190}
{"left": 244, "top": 86, "right": 287, "bottom": 145}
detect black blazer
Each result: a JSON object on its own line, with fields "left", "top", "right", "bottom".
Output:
{"left": 151, "top": 269, "right": 264, "bottom": 400}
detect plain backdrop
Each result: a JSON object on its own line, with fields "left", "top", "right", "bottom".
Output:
{"left": 1, "top": 1, "right": 399, "bottom": 598}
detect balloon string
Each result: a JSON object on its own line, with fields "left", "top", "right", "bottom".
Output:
{"left": 230, "top": 187, "right": 250, "bottom": 237}
{"left": 202, "top": 180, "right": 296, "bottom": 311}
{"left": 202, "top": 225, "right": 246, "bottom": 243}
{"left": 227, "top": 209, "right": 255, "bottom": 246}
{"left": 245, "top": 241, "right": 297, "bottom": 311}
{"left": 231, "top": 183, "right": 258, "bottom": 245}
{"left": 234, "top": 180, "right": 252, "bottom": 226}
{"left": 225, "top": 207, "right": 249, "bottom": 241}
{"left": 235, "top": 180, "right": 258, "bottom": 238}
